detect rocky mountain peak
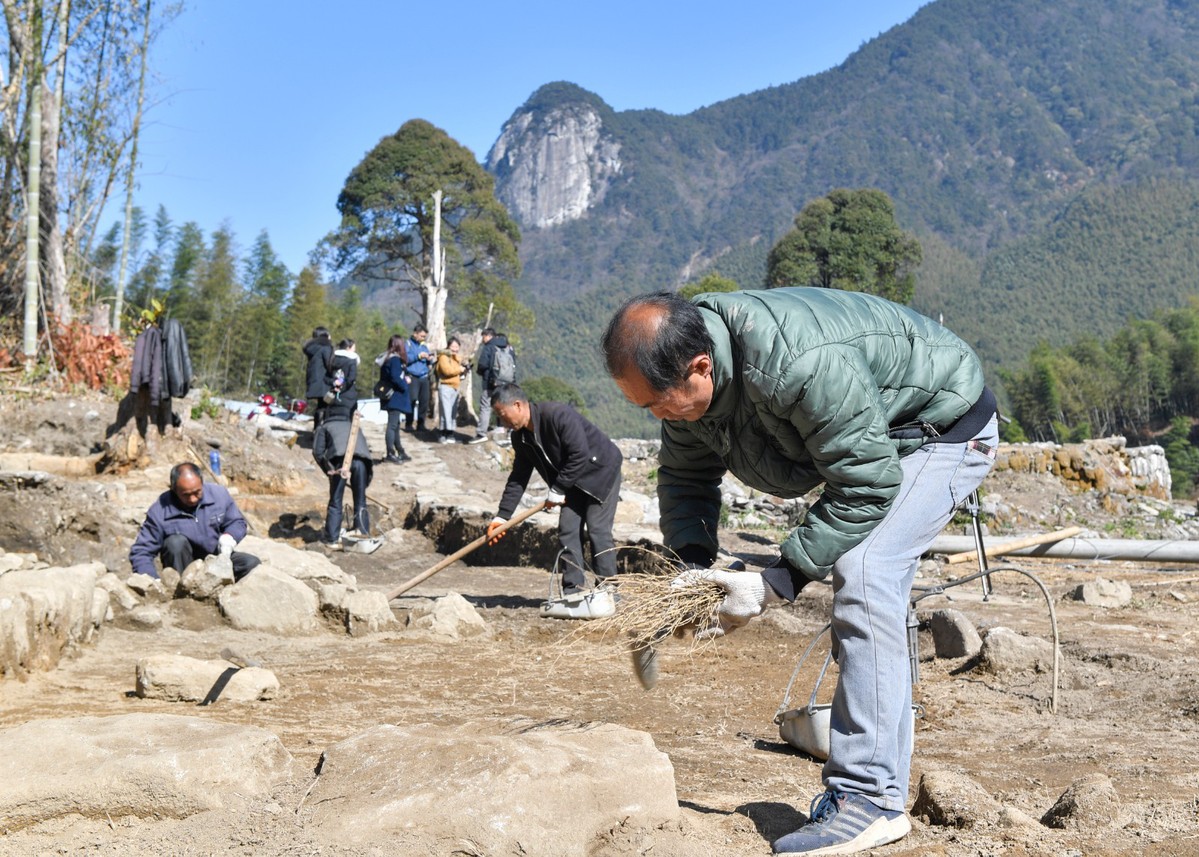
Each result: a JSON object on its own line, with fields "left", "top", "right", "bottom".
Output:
{"left": 487, "top": 84, "right": 622, "bottom": 230}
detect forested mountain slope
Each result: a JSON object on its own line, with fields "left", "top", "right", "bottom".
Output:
{"left": 486, "top": 0, "right": 1199, "bottom": 436}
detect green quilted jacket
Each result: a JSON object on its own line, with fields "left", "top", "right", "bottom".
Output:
{"left": 657, "top": 287, "right": 986, "bottom": 581}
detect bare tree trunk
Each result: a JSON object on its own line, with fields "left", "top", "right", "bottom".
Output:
{"left": 40, "top": 0, "right": 70, "bottom": 323}
{"left": 22, "top": 3, "right": 43, "bottom": 366}
{"left": 425, "top": 189, "right": 449, "bottom": 350}
{"left": 112, "top": 0, "right": 150, "bottom": 332}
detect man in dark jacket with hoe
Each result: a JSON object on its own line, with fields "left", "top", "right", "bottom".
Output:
{"left": 129, "top": 462, "right": 260, "bottom": 581}
{"left": 602, "top": 288, "right": 998, "bottom": 856}
{"left": 486, "top": 383, "right": 623, "bottom": 619}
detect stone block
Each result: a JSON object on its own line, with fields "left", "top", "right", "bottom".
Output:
{"left": 305, "top": 718, "right": 678, "bottom": 853}
{"left": 136, "top": 654, "right": 279, "bottom": 703}
{"left": 928, "top": 608, "right": 983, "bottom": 659}
{"left": 217, "top": 566, "right": 318, "bottom": 634}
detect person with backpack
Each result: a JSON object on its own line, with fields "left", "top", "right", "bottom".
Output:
{"left": 405, "top": 325, "right": 434, "bottom": 433}
{"left": 324, "top": 339, "right": 360, "bottom": 404}
{"left": 377, "top": 334, "right": 412, "bottom": 463}
{"left": 470, "top": 328, "right": 516, "bottom": 444}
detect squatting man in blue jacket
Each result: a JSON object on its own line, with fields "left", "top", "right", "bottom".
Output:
{"left": 129, "top": 462, "right": 261, "bottom": 581}
{"left": 485, "top": 383, "right": 623, "bottom": 619}
{"left": 602, "top": 288, "right": 998, "bottom": 856}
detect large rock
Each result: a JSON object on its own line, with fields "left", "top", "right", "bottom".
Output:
{"left": 306, "top": 719, "right": 678, "bottom": 853}
{"left": 0, "top": 562, "right": 105, "bottom": 677}
{"left": 1071, "top": 577, "right": 1133, "bottom": 608}
{"left": 978, "top": 626, "right": 1056, "bottom": 675}
{"left": 179, "top": 556, "right": 233, "bottom": 601}
{"left": 1041, "top": 773, "right": 1129, "bottom": 830}
{"left": 136, "top": 654, "right": 279, "bottom": 702}
{"left": 96, "top": 572, "right": 138, "bottom": 610}
{"left": 913, "top": 770, "right": 1041, "bottom": 831}
{"left": 217, "top": 566, "right": 318, "bottom": 634}
{"left": 237, "top": 535, "right": 355, "bottom": 589}
{"left": 404, "top": 591, "right": 488, "bottom": 639}
{"left": 927, "top": 608, "right": 983, "bottom": 659}
{"left": 0, "top": 713, "right": 292, "bottom": 830}
{"left": 343, "top": 590, "right": 399, "bottom": 637}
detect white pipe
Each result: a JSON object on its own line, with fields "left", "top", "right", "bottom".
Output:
{"left": 929, "top": 535, "right": 1199, "bottom": 564}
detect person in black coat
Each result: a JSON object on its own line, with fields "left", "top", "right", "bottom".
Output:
{"left": 378, "top": 334, "right": 412, "bottom": 463}
{"left": 302, "top": 326, "right": 333, "bottom": 427}
{"left": 312, "top": 397, "right": 373, "bottom": 548}
{"left": 486, "top": 383, "right": 623, "bottom": 595}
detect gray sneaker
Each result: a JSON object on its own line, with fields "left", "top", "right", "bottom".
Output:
{"left": 772, "top": 791, "right": 910, "bottom": 855}
{"left": 467, "top": 434, "right": 487, "bottom": 445}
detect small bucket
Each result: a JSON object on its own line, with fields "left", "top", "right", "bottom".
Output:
{"left": 777, "top": 702, "right": 833, "bottom": 760}
{"left": 775, "top": 625, "right": 921, "bottom": 760}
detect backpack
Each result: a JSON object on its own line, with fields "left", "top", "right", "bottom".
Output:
{"left": 492, "top": 345, "right": 516, "bottom": 385}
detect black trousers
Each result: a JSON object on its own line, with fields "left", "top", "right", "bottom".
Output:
{"left": 161, "top": 533, "right": 259, "bottom": 581}
{"left": 405, "top": 375, "right": 430, "bottom": 430}
{"left": 557, "top": 472, "right": 622, "bottom": 593}
{"left": 385, "top": 410, "right": 407, "bottom": 457}
{"left": 324, "top": 457, "right": 370, "bottom": 541}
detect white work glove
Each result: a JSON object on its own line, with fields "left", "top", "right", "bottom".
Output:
{"left": 218, "top": 534, "right": 236, "bottom": 556}
{"left": 543, "top": 489, "right": 566, "bottom": 509}
{"left": 671, "top": 567, "right": 782, "bottom": 639}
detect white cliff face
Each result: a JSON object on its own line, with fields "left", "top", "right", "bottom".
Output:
{"left": 488, "top": 104, "right": 622, "bottom": 229}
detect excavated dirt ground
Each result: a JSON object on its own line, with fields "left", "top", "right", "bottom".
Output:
{"left": 1, "top": 389, "right": 1198, "bottom": 856}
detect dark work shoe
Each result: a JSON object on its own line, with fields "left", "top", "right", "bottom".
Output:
{"left": 384, "top": 454, "right": 402, "bottom": 464}
{"left": 772, "top": 791, "right": 910, "bottom": 855}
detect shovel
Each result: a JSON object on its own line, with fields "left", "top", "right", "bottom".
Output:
{"left": 385, "top": 501, "right": 547, "bottom": 600}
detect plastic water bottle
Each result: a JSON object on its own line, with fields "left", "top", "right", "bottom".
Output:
{"left": 209, "top": 449, "right": 222, "bottom": 476}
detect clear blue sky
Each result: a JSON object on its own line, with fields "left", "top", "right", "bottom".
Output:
{"left": 130, "top": 0, "right": 931, "bottom": 275}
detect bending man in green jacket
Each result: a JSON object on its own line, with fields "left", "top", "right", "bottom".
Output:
{"left": 602, "top": 287, "right": 997, "bottom": 856}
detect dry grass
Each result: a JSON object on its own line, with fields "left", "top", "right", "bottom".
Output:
{"left": 555, "top": 569, "right": 726, "bottom": 655}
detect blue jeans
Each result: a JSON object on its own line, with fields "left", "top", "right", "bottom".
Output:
{"left": 825, "top": 416, "right": 998, "bottom": 811}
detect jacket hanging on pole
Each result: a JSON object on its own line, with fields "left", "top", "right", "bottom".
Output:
{"left": 162, "top": 318, "right": 193, "bottom": 399}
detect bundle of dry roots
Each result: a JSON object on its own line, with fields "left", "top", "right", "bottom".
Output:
{"left": 595, "top": 572, "right": 725, "bottom": 647}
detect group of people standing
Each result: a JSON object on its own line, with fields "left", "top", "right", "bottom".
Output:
{"left": 370, "top": 325, "right": 517, "bottom": 458}
{"left": 299, "top": 324, "right": 520, "bottom": 550}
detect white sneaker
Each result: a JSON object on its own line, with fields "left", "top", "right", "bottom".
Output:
{"left": 539, "top": 587, "right": 617, "bottom": 620}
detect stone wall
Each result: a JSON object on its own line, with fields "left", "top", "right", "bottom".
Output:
{"left": 993, "top": 438, "right": 1171, "bottom": 500}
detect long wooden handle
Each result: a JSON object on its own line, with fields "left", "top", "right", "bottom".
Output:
{"left": 339, "top": 411, "right": 362, "bottom": 480}
{"left": 944, "top": 525, "right": 1083, "bottom": 565}
{"left": 385, "top": 501, "right": 548, "bottom": 599}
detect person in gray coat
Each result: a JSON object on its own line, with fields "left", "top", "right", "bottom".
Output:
{"left": 312, "top": 398, "right": 373, "bottom": 549}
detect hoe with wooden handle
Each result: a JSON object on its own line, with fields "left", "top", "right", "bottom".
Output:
{"left": 385, "top": 501, "right": 548, "bottom": 600}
